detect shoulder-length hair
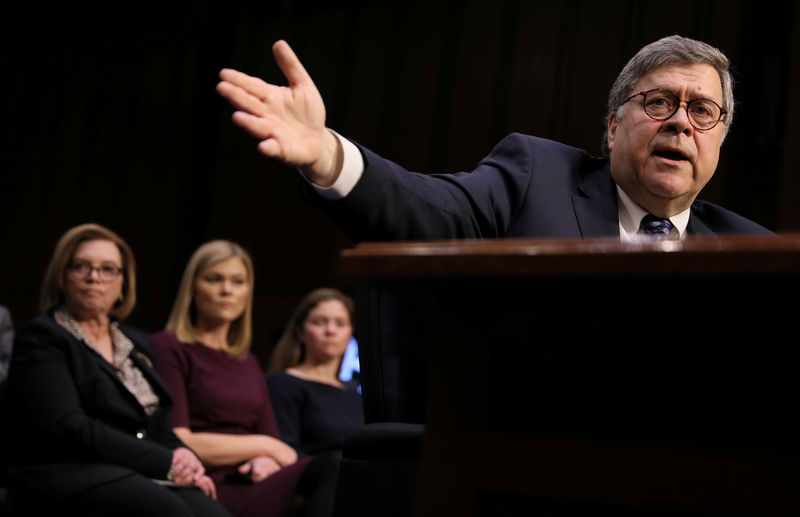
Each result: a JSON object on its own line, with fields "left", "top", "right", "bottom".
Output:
{"left": 165, "top": 240, "right": 255, "bottom": 359}
{"left": 40, "top": 223, "right": 137, "bottom": 320}
{"left": 268, "top": 287, "right": 355, "bottom": 374}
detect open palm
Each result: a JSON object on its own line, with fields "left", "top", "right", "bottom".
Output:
{"left": 217, "top": 40, "right": 340, "bottom": 184}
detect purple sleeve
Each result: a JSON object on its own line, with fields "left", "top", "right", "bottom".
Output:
{"left": 254, "top": 357, "right": 281, "bottom": 437}
{"left": 150, "top": 331, "right": 191, "bottom": 429}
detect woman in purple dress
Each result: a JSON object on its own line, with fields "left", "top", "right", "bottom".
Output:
{"left": 152, "top": 240, "right": 336, "bottom": 517}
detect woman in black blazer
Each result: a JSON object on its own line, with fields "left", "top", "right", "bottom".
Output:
{"left": 4, "top": 223, "right": 230, "bottom": 517}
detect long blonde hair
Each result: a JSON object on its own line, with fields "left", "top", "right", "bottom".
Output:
{"left": 40, "top": 223, "right": 137, "bottom": 319}
{"left": 268, "top": 288, "right": 355, "bottom": 373}
{"left": 165, "top": 240, "right": 254, "bottom": 359}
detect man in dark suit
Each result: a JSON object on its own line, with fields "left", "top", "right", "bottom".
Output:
{"left": 216, "top": 35, "right": 771, "bottom": 241}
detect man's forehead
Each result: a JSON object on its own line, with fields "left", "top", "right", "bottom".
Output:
{"left": 635, "top": 63, "right": 723, "bottom": 98}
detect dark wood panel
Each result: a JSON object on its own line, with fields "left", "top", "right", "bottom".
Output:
{"left": 339, "top": 234, "right": 800, "bottom": 277}
{"left": 339, "top": 236, "right": 800, "bottom": 515}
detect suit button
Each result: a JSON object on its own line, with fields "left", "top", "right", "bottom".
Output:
{"left": 136, "top": 431, "right": 145, "bottom": 439}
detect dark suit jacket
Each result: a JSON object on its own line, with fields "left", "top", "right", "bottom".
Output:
{"left": 305, "top": 133, "right": 772, "bottom": 241}
{"left": 5, "top": 313, "right": 183, "bottom": 499}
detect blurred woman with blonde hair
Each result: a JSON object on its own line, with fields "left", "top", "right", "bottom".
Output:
{"left": 152, "top": 240, "right": 336, "bottom": 517}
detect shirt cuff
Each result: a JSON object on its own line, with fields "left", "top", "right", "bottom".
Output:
{"left": 303, "top": 130, "right": 364, "bottom": 200}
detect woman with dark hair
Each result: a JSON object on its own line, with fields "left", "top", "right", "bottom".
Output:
{"left": 4, "top": 223, "right": 228, "bottom": 517}
{"left": 152, "top": 241, "right": 337, "bottom": 517}
{"left": 266, "top": 288, "right": 363, "bottom": 457}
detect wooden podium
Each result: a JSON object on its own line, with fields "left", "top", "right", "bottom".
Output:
{"left": 339, "top": 234, "right": 800, "bottom": 516}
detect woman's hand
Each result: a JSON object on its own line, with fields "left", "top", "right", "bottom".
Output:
{"left": 170, "top": 446, "right": 206, "bottom": 484}
{"left": 238, "top": 456, "right": 282, "bottom": 483}
{"left": 192, "top": 474, "right": 218, "bottom": 500}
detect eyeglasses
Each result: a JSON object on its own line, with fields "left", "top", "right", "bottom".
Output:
{"left": 622, "top": 88, "right": 727, "bottom": 131}
{"left": 67, "top": 261, "right": 123, "bottom": 282}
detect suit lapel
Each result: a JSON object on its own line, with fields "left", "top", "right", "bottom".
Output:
{"left": 686, "top": 208, "right": 715, "bottom": 235}
{"left": 130, "top": 349, "right": 173, "bottom": 405}
{"left": 572, "top": 164, "right": 620, "bottom": 238}
{"left": 118, "top": 323, "right": 173, "bottom": 404}
{"left": 47, "top": 316, "right": 122, "bottom": 380}
{"left": 91, "top": 348, "right": 151, "bottom": 418}
{"left": 570, "top": 164, "right": 717, "bottom": 237}
{"left": 47, "top": 316, "right": 163, "bottom": 417}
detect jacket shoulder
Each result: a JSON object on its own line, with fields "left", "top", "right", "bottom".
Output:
{"left": 16, "top": 313, "right": 63, "bottom": 341}
{"left": 690, "top": 200, "right": 773, "bottom": 234}
{"left": 496, "top": 133, "right": 607, "bottom": 173}
{"left": 499, "top": 133, "right": 597, "bottom": 156}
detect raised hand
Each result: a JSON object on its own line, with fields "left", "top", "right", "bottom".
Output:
{"left": 217, "top": 40, "right": 342, "bottom": 186}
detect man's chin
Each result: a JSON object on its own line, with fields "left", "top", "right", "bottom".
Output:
{"left": 643, "top": 172, "right": 693, "bottom": 200}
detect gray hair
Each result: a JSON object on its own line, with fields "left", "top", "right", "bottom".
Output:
{"left": 602, "top": 35, "right": 734, "bottom": 156}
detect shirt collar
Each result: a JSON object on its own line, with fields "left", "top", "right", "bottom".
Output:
{"left": 615, "top": 185, "right": 690, "bottom": 241}
{"left": 53, "top": 307, "right": 133, "bottom": 365}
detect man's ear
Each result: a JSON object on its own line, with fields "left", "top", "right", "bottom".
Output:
{"left": 607, "top": 112, "right": 619, "bottom": 152}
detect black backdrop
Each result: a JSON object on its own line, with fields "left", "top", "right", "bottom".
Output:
{"left": 2, "top": 0, "right": 799, "bottom": 366}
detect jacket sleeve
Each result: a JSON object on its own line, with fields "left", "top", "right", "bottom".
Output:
{"left": 301, "top": 133, "right": 537, "bottom": 242}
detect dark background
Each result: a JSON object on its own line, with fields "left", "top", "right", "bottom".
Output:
{"left": 2, "top": 0, "right": 799, "bottom": 366}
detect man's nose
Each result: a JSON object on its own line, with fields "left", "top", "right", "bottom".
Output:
{"left": 664, "top": 103, "right": 693, "bottom": 135}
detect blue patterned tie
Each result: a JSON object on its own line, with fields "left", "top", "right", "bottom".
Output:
{"left": 640, "top": 214, "right": 674, "bottom": 240}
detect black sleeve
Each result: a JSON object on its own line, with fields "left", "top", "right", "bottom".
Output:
{"left": 301, "top": 133, "right": 537, "bottom": 242}
{"left": 266, "top": 373, "right": 305, "bottom": 452}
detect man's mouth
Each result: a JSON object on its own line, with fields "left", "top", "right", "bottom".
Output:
{"left": 653, "top": 149, "right": 688, "bottom": 161}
